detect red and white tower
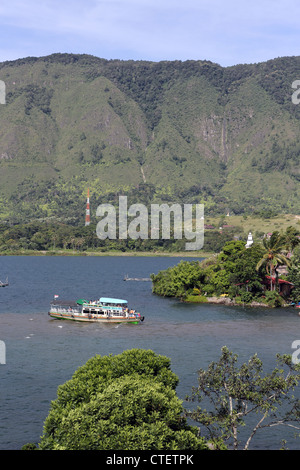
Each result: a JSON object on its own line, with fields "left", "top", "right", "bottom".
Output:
{"left": 85, "top": 188, "right": 90, "bottom": 226}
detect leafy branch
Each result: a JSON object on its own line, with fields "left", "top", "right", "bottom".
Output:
{"left": 186, "top": 347, "right": 300, "bottom": 450}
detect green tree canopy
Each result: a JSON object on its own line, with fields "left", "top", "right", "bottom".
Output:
{"left": 150, "top": 260, "right": 206, "bottom": 298}
{"left": 151, "top": 240, "right": 265, "bottom": 300}
{"left": 38, "top": 349, "right": 208, "bottom": 450}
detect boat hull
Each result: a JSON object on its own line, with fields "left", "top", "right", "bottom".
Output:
{"left": 48, "top": 311, "right": 142, "bottom": 324}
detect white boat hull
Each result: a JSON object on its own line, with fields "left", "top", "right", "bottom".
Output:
{"left": 48, "top": 311, "right": 143, "bottom": 323}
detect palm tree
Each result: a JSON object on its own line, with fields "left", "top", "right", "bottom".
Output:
{"left": 256, "top": 231, "right": 291, "bottom": 291}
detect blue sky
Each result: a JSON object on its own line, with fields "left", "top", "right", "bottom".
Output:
{"left": 0, "top": 0, "right": 299, "bottom": 66}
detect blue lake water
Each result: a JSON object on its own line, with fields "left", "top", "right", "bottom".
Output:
{"left": 0, "top": 255, "right": 299, "bottom": 450}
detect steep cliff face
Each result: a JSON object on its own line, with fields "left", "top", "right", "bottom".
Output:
{"left": 0, "top": 54, "right": 299, "bottom": 222}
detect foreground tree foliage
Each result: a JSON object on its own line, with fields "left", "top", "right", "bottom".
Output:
{"left": 24, "top": 348, "right": 299, "bottom": 450}
{"left": 186, "top": 347, "right": 300, "bottom": 450}
{"left": 37, "top": 349, "right": 208, "bottom": 450}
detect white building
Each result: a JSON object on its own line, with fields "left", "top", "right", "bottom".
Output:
{"left": 245, "top": 232, "right": 253, "bottom": 248}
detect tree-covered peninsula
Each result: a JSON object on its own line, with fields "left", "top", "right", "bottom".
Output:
{"left": 151, "top": 228, "right": 300, "bottom": 307}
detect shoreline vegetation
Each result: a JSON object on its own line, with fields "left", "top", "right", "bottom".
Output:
{"left": 1, "top": 218, "right": 300, "bottom": 309}
{"left": 184, "top": 294, "right": 270, "bottom": 308}
{"left": 0, "top": 249, "right": 212, "bottom": 257}
{"left": 1, "top": 213, "right": 299, "bottom": 257}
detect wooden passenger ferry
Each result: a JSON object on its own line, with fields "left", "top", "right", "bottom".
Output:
{"left": 48, "top": 296, "right": 144, "bottom": 324}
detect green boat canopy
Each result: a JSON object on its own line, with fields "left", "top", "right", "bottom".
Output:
{"left": 76, "top": 299, "right": 88, "bottom": 305}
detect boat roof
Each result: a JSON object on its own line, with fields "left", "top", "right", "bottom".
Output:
{"left": 100, "top": 297, "right": 127, "bottom": 304}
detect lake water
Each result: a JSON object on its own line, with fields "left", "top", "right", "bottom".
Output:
{"left": 0, "top": 255, "right": 299, "bottom": 450}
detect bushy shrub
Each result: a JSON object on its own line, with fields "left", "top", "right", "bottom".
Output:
{"left": 264, "top": 291, "right": 284, "bottom": 307}
{"left": 38, "top": 349, "right": 208, "bottom": 451}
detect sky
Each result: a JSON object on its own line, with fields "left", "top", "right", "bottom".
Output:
{"left": 0, "top": 0, "right": 299, "bottom": 67}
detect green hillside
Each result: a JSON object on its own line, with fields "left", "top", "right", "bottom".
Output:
{"left": 0, "top": 53, "right": 299, "bottom": 223}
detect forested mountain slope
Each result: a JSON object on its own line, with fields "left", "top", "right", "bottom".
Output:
{"left": 0, "top": 53, "right": 299, "bottom": 222}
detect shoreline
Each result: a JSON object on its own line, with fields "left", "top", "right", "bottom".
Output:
{"left": 184, "top": 295, "right": 295, "bottom": 308}
{"left": 202, "top": 296, "right": 269, "bottom": 308}
{"left": 0, "top": 249, "right": 212, "bottom": 258}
